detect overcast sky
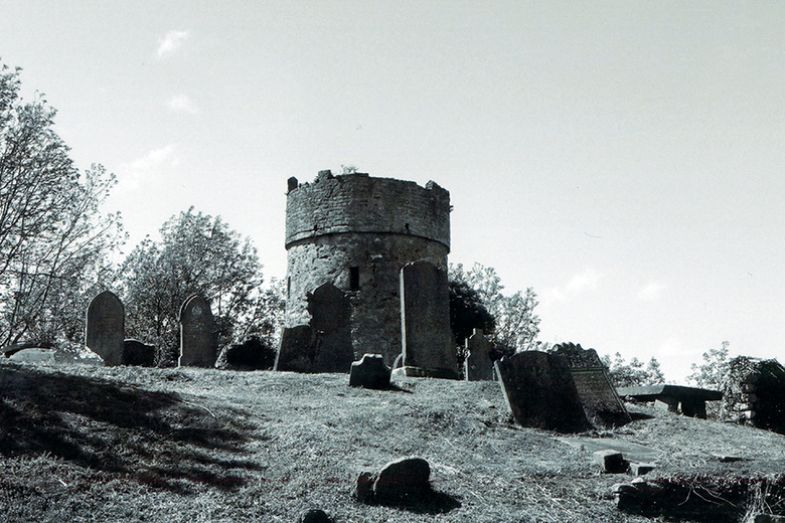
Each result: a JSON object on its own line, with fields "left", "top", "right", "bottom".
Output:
{"left": 2, "top": 1, "right": 783, "bottom": 382}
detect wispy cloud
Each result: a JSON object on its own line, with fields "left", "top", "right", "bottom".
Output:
{"left": 117, "top": 144, "right": 179, "bottom": 192}
{"left": 637, "top": 281, "right": 666, "bottom": 302}
{"left": 156, "top": 30, "right": 189, "bottom": 59}
{"left": 167, "top": 94, "right": 199, "bottom": 114}
{"left": 544, "top": 268, "right": 602, "bottom": 304}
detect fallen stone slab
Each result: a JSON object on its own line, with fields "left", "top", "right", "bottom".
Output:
{"left": 557, "top": 437, "right": 659, "bottom": 463}
{"left": 617, "top": 384, "right": 721, "bottom": 419}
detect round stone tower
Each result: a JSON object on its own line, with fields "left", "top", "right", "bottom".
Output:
{"left": 284, "top": 170, "right": 451, "bottom": 366}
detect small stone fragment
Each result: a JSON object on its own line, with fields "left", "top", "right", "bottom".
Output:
{"left": 629, "top": 462, "right": 656, "bottom": 476}
{"left": 299, "top": 508, "right": 334, "bottom": 523}
{"left": 349, "top": 354, "right": 391, "bottom": 389}
{"left": 373, "top": 457, "right": 431, "bottom": 503}
{"left": 593, "top": 449, "right": 628, "bottom": 473}
{"left": 354, "top": 471, "right": 374, "bottom": 502}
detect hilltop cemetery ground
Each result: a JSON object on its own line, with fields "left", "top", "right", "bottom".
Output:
{"left": 2, "top": 361, "right": 785, "bottom": 522}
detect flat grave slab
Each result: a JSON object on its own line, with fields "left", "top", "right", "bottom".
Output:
{"left": 616, "top": 384, "right": 722, "bottom": 402}
{"left": 557, "top": 437, "right": 659, "bottom": 463}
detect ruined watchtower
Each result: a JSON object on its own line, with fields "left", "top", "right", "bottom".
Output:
{"left": 284, "top": 170, "right": 451, "bottom": 366}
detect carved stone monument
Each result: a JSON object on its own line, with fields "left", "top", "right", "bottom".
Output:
{"left": 464, "top": 328, "right": 494, "bottom": 381}
{"left": 85, "top": 290, "right": 125, "bottom": 366}
{"left": 307, "top": 283, "right": 354, "bottom": 372}
{"left": 274, "top": 283, "right": 354, "bottom": 373}
{"left": 495, "top": 350, "right": 590, "bottom": 432}
{"left": 397, "top": 261, "right": 458, "bottom": 379}
{"left": 551, "top": 342, "right": 630, "bottom": 427}
{"left": 178, "top": 294, "right": 218, "bottom": 367}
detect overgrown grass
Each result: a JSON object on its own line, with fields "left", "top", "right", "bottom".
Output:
{"left": 2, "top": 361, "right": 785, "bottom": 522}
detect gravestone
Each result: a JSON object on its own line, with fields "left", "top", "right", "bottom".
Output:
{"left": 552, "top": 342, "right": 630, "bottom": 427}
{"left": 178, "top": 294, "right": 218, "bottom": 367}
{"left": 85, "top": 290, "right": 125, "bottom": 366}
{"left": 495, "top": 350, "right": 590, "bottom": 432}
{"left": 307, "top": 283, "right": 354, "bottom": 372}
{"left": 122, "top": 339, "right": 156, "bottom": 367}
{"left": 274, "top": 325, "right": 316, "bottom": 372}
{"left": 464, "top": 328, "right": 494, "bottom": 381}
{"left": 274, "top": 283, "right": 354, "bottom": 373}
{"left": 349, "top": 353, "right": 391, "bottom": 389}
{"left": 398, "top": 261, "right": 458, "bottom": 379}
{"left": 216, "top": 336, "right": 275, "bottom": 371}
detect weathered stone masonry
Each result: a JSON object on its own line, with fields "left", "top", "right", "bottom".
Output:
{"left": 284, "top": 170, "right": 451, "bottom": 366}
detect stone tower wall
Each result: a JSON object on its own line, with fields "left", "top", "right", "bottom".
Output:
{"left": 284, "top": 171, "right": 451, "bottom": 366}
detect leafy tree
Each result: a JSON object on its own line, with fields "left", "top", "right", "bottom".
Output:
{"left": 688, "top": 341, "right": 730, "bottom": 389}
{"left": 0, "top": 62, "right": 123, "bottom": 349}
{"left": 601, "top": 352, "right": 666, "bottom": 387}
{"left": 448, "top": 279, "right": 495, "bottom": 347}
{"left": 118, "top": 208, "right": 283, "bottom": 365}
{"left": 448, "top": 262, "right": 541, "bottom": 359}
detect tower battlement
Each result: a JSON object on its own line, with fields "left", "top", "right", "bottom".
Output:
{"left": 285, "top": 171, "right": 450, "bottom": 249}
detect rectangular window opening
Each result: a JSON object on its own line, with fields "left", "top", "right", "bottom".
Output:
{"left": 350, "top": 266, "right": 360, "bottom": 291}
{"left": 287, "top": 276, "right": 291, "bottom": 298}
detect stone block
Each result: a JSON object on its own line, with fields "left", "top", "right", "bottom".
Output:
{"left": 593, "top": 449, "right": 628, "bottom": 473}
{"left": 216, "top": 336, "right": 275, "bottom": 370}
{"left": 122, "top": 339, "right": 155, "bottom": 367}
{"left": 373, "top": 457, "right": 431, "bottom": 503}
{"left": 629, "top": 462, "right": 656, "bottom": 476}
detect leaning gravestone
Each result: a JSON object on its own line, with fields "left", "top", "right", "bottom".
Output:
{"left": 551, "top": 342, "right": 630, "bottom": 427}
{"left": 398, "top": 261, "right": 458, "bottom": 379}
{"left": 85, "top": 290, "right": 125, "bottom": 366}
{"left": 274, "top": 325, "right": 316, "bottom": 372}
{"left": 307, "top": 283, "right": 354, "bottom": 372}
{"left": 464, "top": 328, "right": 494, "bottom": 381}
{"left": 495, "top": 350, "right": 590, "bottom": 432}
{"left": 178, "top": 294, "right": 218, "bottom": 367}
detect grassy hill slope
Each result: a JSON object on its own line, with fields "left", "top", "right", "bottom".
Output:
{"left": 2, "top": 361, "right": 785, "bottom": 522}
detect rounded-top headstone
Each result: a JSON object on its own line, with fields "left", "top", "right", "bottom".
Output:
{"left": 85, "top": 290, "right": 125, "bottom": 366}
{"left": 178, "top": 294, "right": 218, "bottom": 368}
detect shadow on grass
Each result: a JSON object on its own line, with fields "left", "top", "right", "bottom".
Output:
{"left": 379, "top": 490, "right": 462, "bottom": 515}
{"left": 385, "top": 384, "right": 413, "bottom": 394}
{"left": 0, "top": 364, "right": 263, "bottom": 493}
{"left": 365, "top": 488, "right": 462, "bottom": 515}
{"left": 628, "top": 411, "right": 655, "bottom": 422}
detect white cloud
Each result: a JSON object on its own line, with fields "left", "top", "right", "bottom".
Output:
{"left": 117, "top": 144, "right": 179, "bottom": 192}
{"left": 637, "top": 281, "right": 666, "bottom": 302}
{"left": 156, "top": 30, "right": 189, "bottom": 59}
{"left": 167, "top": 94, "right": 199, "bottom": 114}
{"left": 544, "top": 268, "right": 602, "bottom": 305}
